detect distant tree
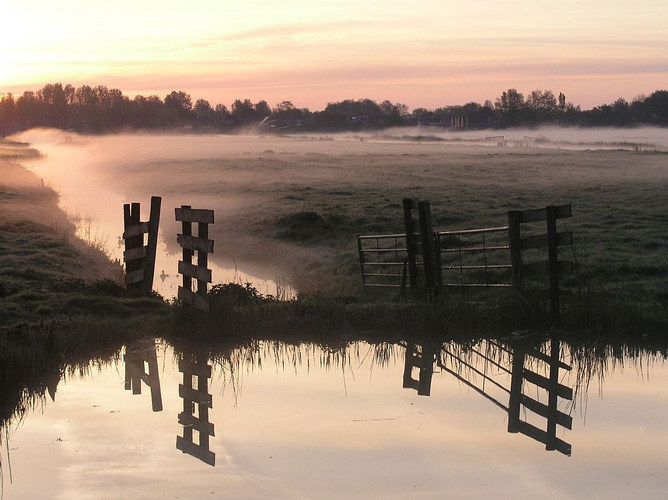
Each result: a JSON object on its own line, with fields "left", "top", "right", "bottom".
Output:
{"left": 214, "top": 103, "right": 230, "bottom": 124}
{"left": 525, "top": 89, "right": 558, "bottom": 123}
{"left": 319, "top": 98, "right": 383, "bottom": 128}
{"left": 272, "top": 100, "right": 304, "bottom": 122}
{"left": 15, "top": 91, "right": 46, "bottom": 128}
{"left": 254, "top": 100, "right": 271, "bottom": 117}
{"left": 0, "top": 93, "right": 16, "bottom": 135}
{"left": 193, "top": 99, "right": 215, "bottom": 126}
{"left": 231, "top": 99, "right": 257, "bottom": 124}
{"left": 495, "top": 89, "right": 524, "bottom": 113}
{"left": 642, "top": 90, "right": 668, "bottom": 123}
{"left": 131, "top": 95, "right": 165, "bottom": 128}
{"left": 164, "top": 90, "right": 193, "bottom": 125}
{"left": 411, "top": 107, "right": 433, "bottom": 125}
{"left": 494, "top": 89, "right": 525, "bottom": 125}
{"left": 379, "top": 100, "right": 407, "bottom": 126}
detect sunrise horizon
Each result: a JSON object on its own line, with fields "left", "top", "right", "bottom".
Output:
{"left": 2, "top": 0, "right": 667, "bottom": 112}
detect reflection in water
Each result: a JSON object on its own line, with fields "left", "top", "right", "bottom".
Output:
{"left": 176, "top": 349, "right": 215, "bottom": 466}
{"left": 124, "top": 340, "right": 163, "bottom": 412}
{"left": 2, "top": 333, "right": 668, "bottom": 498}
{"left": 409, "top": 338, "right": 575, "bottom": 456}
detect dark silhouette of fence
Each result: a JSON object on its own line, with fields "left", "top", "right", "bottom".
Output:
{"left": 175, "top": 205, "right": 214, "bottom": 312}
{"left": 124, "top": 340, "right": 163, "bottom": 412}
{"left": 123, "top": 196, "right": 161, "bottom": 296}
{"left": 357, "top": 199, "right": 574, "bottom": 323}
{"left": 176, "top": 350, "right": 215, "bottom": 466}
{"left": 402, "top": 338, "right": 573, "bottom": 456}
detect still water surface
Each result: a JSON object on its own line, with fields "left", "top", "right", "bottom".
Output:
{"left": 2, "top": 337, "right": 667, "bottom": 499}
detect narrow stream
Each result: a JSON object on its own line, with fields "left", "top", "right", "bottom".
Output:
{"left": 21, "top": 131, "right": 288, "bottom": 299}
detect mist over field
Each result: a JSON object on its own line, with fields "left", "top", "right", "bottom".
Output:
{"left": 13, "top": 126, "right": 668, "bottom": 296}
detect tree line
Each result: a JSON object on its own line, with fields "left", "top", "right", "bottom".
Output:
{"left": 1, "top": 83, "right": 667, "bottom": 136}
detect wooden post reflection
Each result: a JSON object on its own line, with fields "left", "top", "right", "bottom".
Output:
{"left": 176, "top": 351, "right": 215, "bottom": 466}
{"left": 124, "top": 341, "right": 163, "bottom": 412}
{"left": 403, "top": 341, "right": 437, "bottom": 396}
{"left": 507, "top": 340, "right": 573, "bottom": 456}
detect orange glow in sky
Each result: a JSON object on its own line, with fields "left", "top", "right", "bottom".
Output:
{"left": 1, "top": 0, "right": 667, "bottom": 110}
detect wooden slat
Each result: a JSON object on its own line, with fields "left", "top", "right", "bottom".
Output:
{"left": 122, "top": 222, "right": 150, "bottom": 239}
{"left": 178, "top": 286, "right": 210, "bottom": 312}
{"left": 124, "top": 246, "right": 147, "bottom": 261}
{"left": 178, "top": 412, "right": 215, "bottom": 436}
{"left": 175, "top": 207, "right": 215, "bottom": 224}
{"left": 517, "top": 421, "right": 572, "bottom": 456}
{"left": 437, "top": 226, "right": 509, "bottom": 236}
{"left": 125, "top": 269, "right": 144, "bottom": 285}
{"left": 178, "top": 384, "right": 213, "bottom": 406}
{"left": 522, "top": 231, "right": 572, "bottom": 250}
{"left": 178, "top": 359, "right": 212, "bottom": 378}
{"left": 523, "top": 369, "right": 574, "bottom": 400}
{"left": 521, "top": 395, "right": 573, "bottom": 429}
{"left": 518, "top": 204, "right": 572, "bottom": 223}
{"left": 177, "top": 234, "right": 214, "bottom": 253}
{"left": 525, "top": 348, "right": 572, "bottom": 371}
{"left": 178, "top": 260, "right": 212, "bottom": 283}
{"left": 176, "top": 436, "right": 215, "bottom": 466}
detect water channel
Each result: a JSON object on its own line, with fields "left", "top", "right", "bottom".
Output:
{"left": 2, "top": 336, "right": 667, "bottom": 499}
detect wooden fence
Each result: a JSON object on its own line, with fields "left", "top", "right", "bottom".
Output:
{"left": 124, "top": 340, "right": 163, "bottom": 412}
{"left": 404, "top": 338, "right": 573, "bottom": 456}
{"left": 123, "top": 196, "right": 161, "bottom": 296}
{"left": 176, "top": 351, "right": 215, "bottom": 466}
{"left": 507, "top": 340, "right": 573, "bottom": 455}
{"left": 508, "top": 205, "right": 573, "bottom": 325}
{"left": 175, "top": 205, "right": 214, "bottom": 312}
{"left": 357, "top": 199, "right": 574, "bottom": 323}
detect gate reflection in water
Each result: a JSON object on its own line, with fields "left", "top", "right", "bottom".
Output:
{"left": 122, "top": 336, "right": 576, "bottom": 466}
{"left": 403, "top": 337, "right": 573, "bottom": 455}
{"left": 5, "top": 335, "right": 667, "bottom": 498}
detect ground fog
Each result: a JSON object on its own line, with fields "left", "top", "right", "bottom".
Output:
{"left": 13, "top": 128, "right": 668, "bottom": 297}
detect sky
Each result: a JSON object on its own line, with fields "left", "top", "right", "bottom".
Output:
{"left": 1, "top": 0, "right": 667, "bottom": 111}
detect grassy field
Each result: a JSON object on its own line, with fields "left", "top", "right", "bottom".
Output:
{"left": 6, "top": 130, "right": 668, "bottom": 333}
{"left": 86, "top": 133, "right": 667, "bottom": 301}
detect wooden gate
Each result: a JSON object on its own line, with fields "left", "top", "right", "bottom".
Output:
{"left": 409, "top": 338, "right": 574, "bottom": 455}
{"left": 123, "top": 196, "right": 161, "bottom": 295}
{"left": 175, "top": 205, "right": 214, "bottom": 312}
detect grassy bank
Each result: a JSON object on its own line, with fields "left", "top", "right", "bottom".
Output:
{"left": 0, "top": 139, "right": 169, "bottom": 424}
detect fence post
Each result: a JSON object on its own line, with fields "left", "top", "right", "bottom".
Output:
{"left": 507, "top": 210, "right": 522, "bottom": 289}
{"left": 143, "top": 196, "right": 161, "bottom": 296}
{"left": 180, "top": 205, "right": 193, "bottom": 294}
{"left": 418, "top": 201, "right": 438, "bottom": 297}
{"left": 402, "top": 198, "right": 418, "bottom": 290}
{"left": 507, "top": 346, "right": 526, "bottom": 433}
{"left": 123, "top": 202, "right": 142, "bottom": 293}
{"left": 546, "top": 205, "right": 560, "bottom": 325}
{"left": 357, "top": 236, "right": 366, "bottom": 287}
